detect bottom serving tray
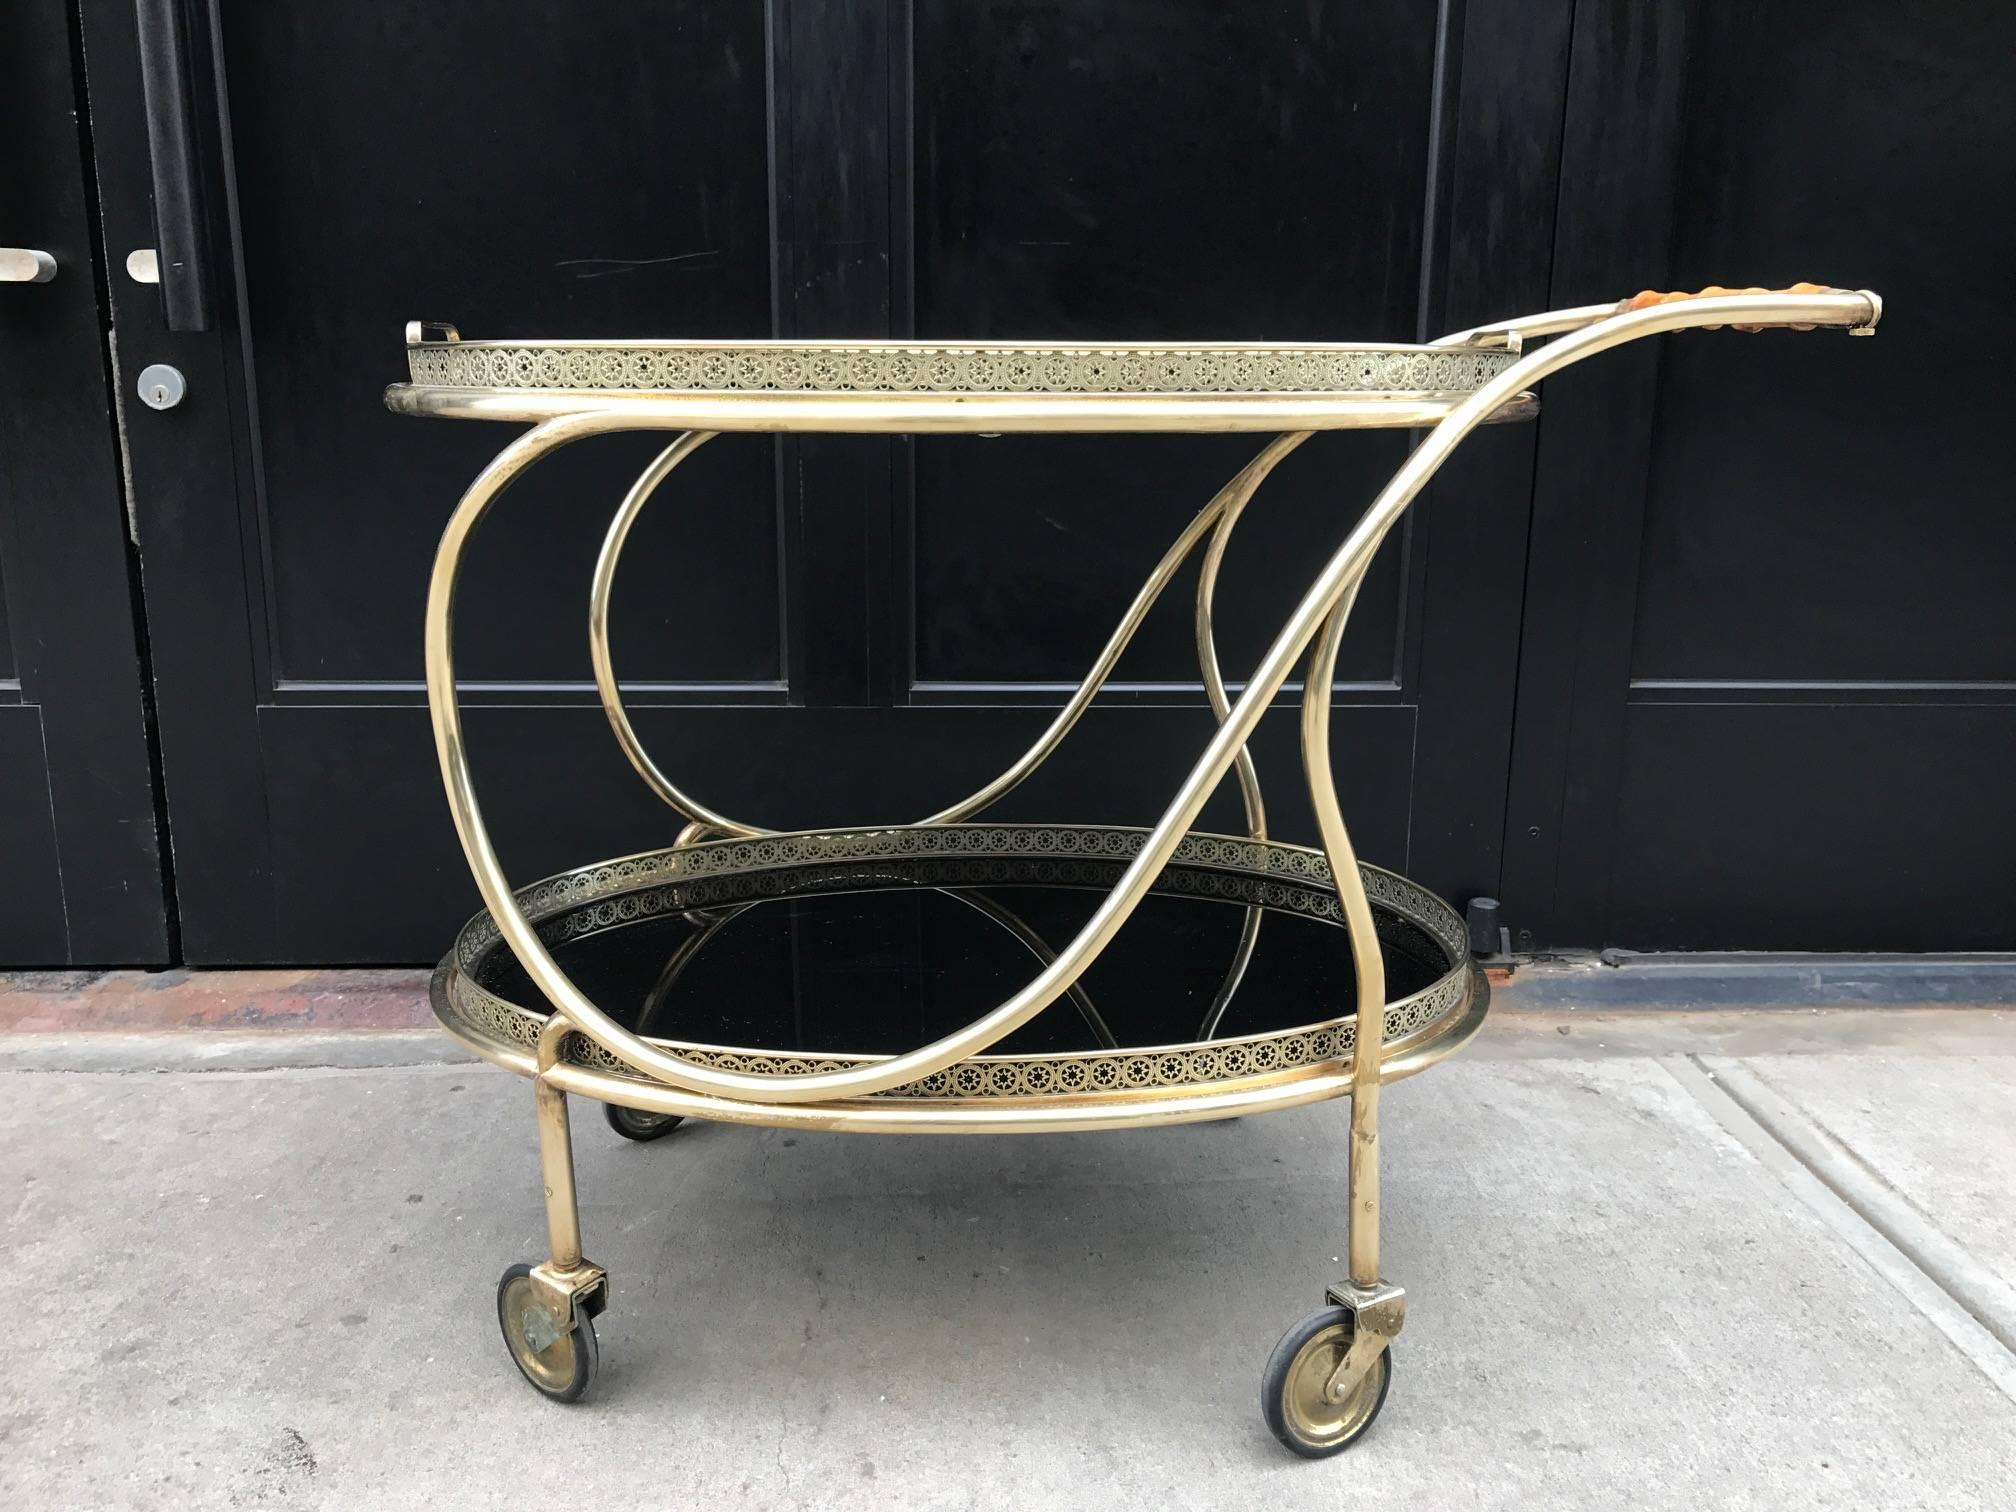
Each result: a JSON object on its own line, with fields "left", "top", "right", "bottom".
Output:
{"left": 432, "top": 824, "right": 1488, "bottom": 1126}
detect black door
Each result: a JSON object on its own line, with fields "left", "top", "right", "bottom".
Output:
{"left": 0, "top": 0, "right": 168, "bottom": 965}
{"left": 82, "top": 0, "right": 797, "bottom": 963}
{"left": 82, "top": 0, "right": 1566, "bottom": 965}
{"left": 1502, "top": 0, "right": 2016, "bottom": 950}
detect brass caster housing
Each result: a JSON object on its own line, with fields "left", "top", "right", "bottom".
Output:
{"left": 1261, "top": 1280, "right": 1406, "bottom": 1458}
{"left": 497, "top": 1260, "right": 607, "bottom": 1402}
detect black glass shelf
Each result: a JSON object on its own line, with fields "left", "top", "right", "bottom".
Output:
{"left": 474, "top": 879, "right": 1446, "bottom": 1059}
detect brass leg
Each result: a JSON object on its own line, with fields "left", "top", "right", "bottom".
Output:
{"left": 496, "top": 1017, "right": 607, "bottom": 1401}
{"left": 1298, "top": 593, "right": 1406, "bottom": 1403}
{"left": 1346, "top": 1079, "right": 1382, "bottom": 1288}
{"left": 1260, "top": 587, "right": 1407, "bottom": 1456}
{"left": 534, "top": 1027, "right": 590, "bottom": 1273}
{"left": 531, "top": 1017, "right": 604, "bottom": 1292}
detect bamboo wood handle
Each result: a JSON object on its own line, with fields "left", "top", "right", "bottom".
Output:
{"left": 1619, "top": 282, "right": 1836, "bottom": 331}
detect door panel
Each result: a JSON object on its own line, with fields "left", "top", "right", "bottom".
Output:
{"left": 912, "top": 3, "right": 1433, "bottom": 336}
{"left": 1504, "top": 0, "right": 2016, "bottom": 949}
{"left": 1631, "top": 6, "right": 2011, "bottom": 685}
{"left": 0, "top": 722, "right": 66, "bottom": 960}
{"left": 214, "top": 2, "right": 781, "bottom": 688}
{"left": 1609, "top": 705, "right": 2014, "bottom": 949}
{"left": 908, "top": 0, "right": 1428, "bottom": 693}
{"left": 83, "top": 0, "right": 793, "bottom": 961}
{"left": 0, "top": 0, "right": 168, "bottom": 965}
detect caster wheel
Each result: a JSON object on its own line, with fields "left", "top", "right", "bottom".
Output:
{"left": 605, "top": 1103, "right": 684, "bottom": 1142}
{"left": 1261, "top": 1306, "right": 1392, "bottom": 1458}
{"left": 496, "top": 1264, "right": 599, "bottom": 1402}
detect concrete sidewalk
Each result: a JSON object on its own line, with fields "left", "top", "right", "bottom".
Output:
{"left": 3, "top": 1003, "right": 2012, "bottom": 1510}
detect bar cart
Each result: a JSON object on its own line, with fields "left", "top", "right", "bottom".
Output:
{"left": 390, "top": 284, "right": 1880, "bottom": 1455}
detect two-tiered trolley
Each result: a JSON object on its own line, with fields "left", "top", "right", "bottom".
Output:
{"left": 392, "top": 284, "right": 1880, "bottom": 1455}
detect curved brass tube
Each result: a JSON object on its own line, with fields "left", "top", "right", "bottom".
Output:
{"left": 670, "top": 818, "right": 722, "bottom": 922}
{"left": 912, "top": 508, "right": 1215, "bottom": 821}
{"left": 920, "top": 432, "right": 1310, "bottom": 827}
{"left": 426, "top": 289, "right": 1879, "bottom": 1107}
{"left": 1194, "top": 444, "right": 1292, "bottom": 844}
{"left": 594, "top": 428, "right": 1290, "bottom": 1044}
{"left": 1429, "top": 286, "right": 1880, "bottom": 352}
{"left": 431, "top": 416, "right": 1314, "bottom": 1102}
{"left": 1190, "top": 439, "right": 1306, "bottom": 1037}
{"left": 1196, "top": 894, "right": 1265, "bottom": 1043}
{"left": 1428, "top": 303, "right": 1618, "bottom": 350}
{"left": 587, "top": 431, "right": 742, "bottom": 833}
{"left": 636, "top": 901, "right": 758, "bottom": 1030}
{"left": 945, "top": 890, "right": 1117, "bottom": 1050}
{"left": 589, "top": 431, "right": 1309, "bottom": 835}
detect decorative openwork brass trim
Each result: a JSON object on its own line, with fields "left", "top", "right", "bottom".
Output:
{"left": 453, "top": 825, "right": 1467, "bottom": 965}
{"left": 407, "top": 338, "right": 1518, "bottom": 397}
{"left": 435, "top": 825, "right": 1475, "bottom": 1103}
{"left": 443, "top": 969, "right": 1468, "bottom": 1102}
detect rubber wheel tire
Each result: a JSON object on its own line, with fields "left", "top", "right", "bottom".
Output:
{"left": 1261, "top": 1306, "right": 1392, "bottom": 1458}
{"left": 605, "top": 1103, "right": 684, "bottom": 1142}
{"left": 496, "top": 1263, "right": 599, "bottom": 1402}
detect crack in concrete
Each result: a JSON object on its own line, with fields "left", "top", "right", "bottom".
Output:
{"left": 1663, "top": 1053, "right": 2016, "bottom": 1407}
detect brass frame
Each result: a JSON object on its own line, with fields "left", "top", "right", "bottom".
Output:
{"left": 396, "top": 287, "right": 1881, "bottom": 1411}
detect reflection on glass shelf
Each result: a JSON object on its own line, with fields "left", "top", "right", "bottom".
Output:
{"left": 474, "top": 882, "right": 1445, "bottom": 1057}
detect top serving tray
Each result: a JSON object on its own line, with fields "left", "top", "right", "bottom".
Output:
{"left": 385, "top": 326, "right": 1536, "bottom": 433}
